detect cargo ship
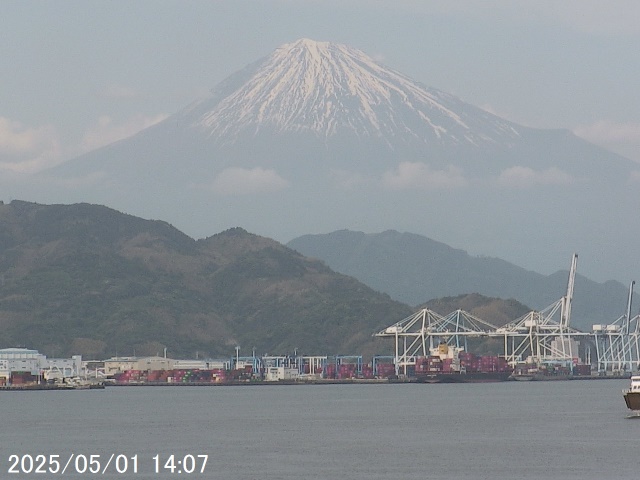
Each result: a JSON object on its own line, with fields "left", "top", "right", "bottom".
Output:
{"left": 510, "top": 361, "right": 592, "bottom": 381}
{"left": 623, "top": 376, "right": 640, "bottom": 411}
{"left": 413, "top": 344, "right": 512, "bottom": 383}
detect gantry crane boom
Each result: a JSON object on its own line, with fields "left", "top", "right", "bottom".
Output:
{"left": 626, "top": 281, "right": 635, "bottom": 335}
{"left": 561, "top": 253, "right": 578, "bottom": 329}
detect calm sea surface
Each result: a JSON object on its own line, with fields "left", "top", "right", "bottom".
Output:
{"left": 1, "top": 380, "right": 637, "bottom": 479}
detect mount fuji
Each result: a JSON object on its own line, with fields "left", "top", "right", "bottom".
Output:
{"left": 41, "top": 39, "right": 640, "bottom": 282}
{"left": 185, "top": 38, "right": 520, "bottom": 149}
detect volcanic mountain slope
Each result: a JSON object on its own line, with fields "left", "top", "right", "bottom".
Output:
{"left": 40, "top": 38, "right": 640, "bottom": 281}
{"left": 0, "top": 200, "right": 412, "bottom": 358}
{"left": 51, "top": 38, "right": 636, "bottom": 180}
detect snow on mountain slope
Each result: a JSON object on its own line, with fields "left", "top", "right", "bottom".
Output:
{"left": 181, "top": 38, "right": 521, "bottom": 148}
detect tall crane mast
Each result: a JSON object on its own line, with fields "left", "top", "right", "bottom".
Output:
{"left": 625, "top": 280, "right": 635, "bottom": 335}
{"left": 561, "top": 253, "right": 578, "bottom": 329}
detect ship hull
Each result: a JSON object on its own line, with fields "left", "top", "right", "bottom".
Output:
{"left": 623, "top": 392, "right": 640, "bottom": 411}
{"left": 511, "top": 373, "right": 573, "bottom": 381}
{"left": 416, "top": 371, "right": 512, "bottom": 383}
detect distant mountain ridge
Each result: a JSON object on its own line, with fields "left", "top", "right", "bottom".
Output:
{"left": 287, "top": 230, "right": 631, "bottom": 330}
{"left": 0, "top": 201, "right": 545, "bottom": 360}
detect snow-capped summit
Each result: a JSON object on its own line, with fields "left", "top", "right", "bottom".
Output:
{"left": 182, "top": 38, "right": 521, "bottom": 148}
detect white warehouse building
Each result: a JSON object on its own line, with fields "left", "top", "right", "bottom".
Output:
{"left": 0, "top": 348, "right": 46, "bottom": 377}
{"left": 0, "top": 348, "right": 84, "bottom": 384}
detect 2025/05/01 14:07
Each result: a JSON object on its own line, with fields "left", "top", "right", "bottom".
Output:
{"left": 7, "top": 453, "right": 208, "bottom": 475}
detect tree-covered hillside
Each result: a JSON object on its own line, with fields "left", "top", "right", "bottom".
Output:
{"left": 0, "top": 201, "right": 411, "bottom": 359}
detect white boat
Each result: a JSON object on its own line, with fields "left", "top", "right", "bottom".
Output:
{"left": 623, "top": 375, "right": 640, "bottom": 411}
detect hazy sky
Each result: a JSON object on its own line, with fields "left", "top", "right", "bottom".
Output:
{"left": 2, "top": 1, "right": 640, "bottom": 283}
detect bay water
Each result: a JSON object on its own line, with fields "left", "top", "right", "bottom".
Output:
{"left": 1, "top": 380, "right": 637, "bottom": 479}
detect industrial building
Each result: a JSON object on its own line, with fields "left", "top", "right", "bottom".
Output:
{"left": 0, "top": 348, "right": 44, "bottom": 384}
{"left": 0, "top": 347, "right": 84, "bottom": 386}
{"left": 103, "top": 356, "right": 175, "bottom": 375}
